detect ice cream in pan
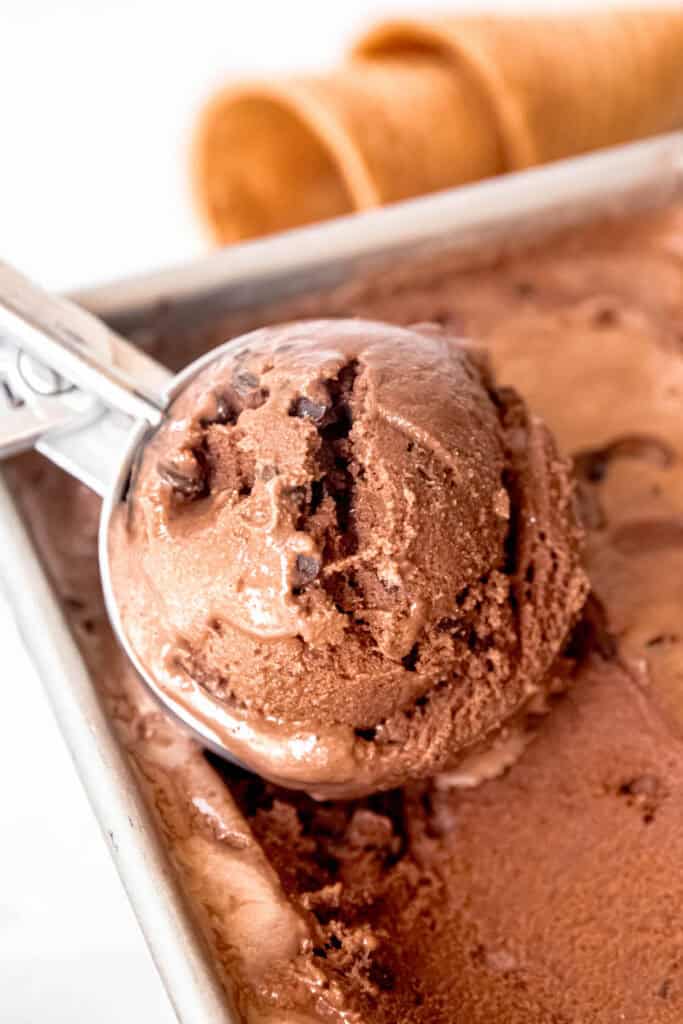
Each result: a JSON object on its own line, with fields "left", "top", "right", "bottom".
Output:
{"left": 10, "top": 203, "right": 683, "bottom": 1023}
{"left": 6, "top": 4, "right": 683, "bottom": 1016}
{"left": 3, "top": 3, "right": 683, "bottom": 1016}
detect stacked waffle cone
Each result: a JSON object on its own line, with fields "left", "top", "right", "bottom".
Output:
{"left": 192, "top": 10, "right": 683, "bottom": 244}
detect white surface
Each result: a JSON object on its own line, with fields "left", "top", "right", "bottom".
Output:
{"left": 0, "top": 1, "right": 669, "bottom": 1022}
{"left": 0, "top": 592, "right": 177, "bottom": 1024}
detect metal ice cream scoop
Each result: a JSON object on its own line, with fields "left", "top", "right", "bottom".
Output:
{"left": 0, "top": 259, "right": 250, "bottom": 764}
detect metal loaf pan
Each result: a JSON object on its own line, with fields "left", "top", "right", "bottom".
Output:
{"left": 2, "top": 132, "right": 682, "bottom": 1023}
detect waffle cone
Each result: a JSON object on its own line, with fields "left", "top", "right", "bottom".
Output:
{"left": 192, "top": 57, "right": 503, "bottom": 243}
{"left": 355, "top": 11, "right": 683, "bottom": 169}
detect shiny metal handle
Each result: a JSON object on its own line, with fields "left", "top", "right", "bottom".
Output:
{"left": 0, "top": 262, "right": 173, "bottom": 496}
{"left": 0, "top": 261, "right": 168, "bottom": 424}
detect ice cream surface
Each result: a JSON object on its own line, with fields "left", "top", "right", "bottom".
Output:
{"left": 110, "top": 319, "right": 586, "bottom": 796}
{"left": 8, "top": 204, "right": 683, "bottom": 1024}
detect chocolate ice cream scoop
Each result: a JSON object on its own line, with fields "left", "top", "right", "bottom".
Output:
{"left": 0, "top": 261, "right": 585, "bottom": 796}
{"left": 110, "top": 319, "right": 588, "bottom": 797}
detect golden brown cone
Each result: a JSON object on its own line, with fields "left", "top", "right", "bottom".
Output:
{"left": 192, "top": 57, "right": 503, "bottom": 244}
{"left": 193, "top": 10, "right": 683, "bottom": 243}
{"left": 356, "top": 11, "right": 683, "bottom": 169}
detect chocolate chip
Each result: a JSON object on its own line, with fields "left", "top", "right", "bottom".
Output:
{"left": 285, "top": 484, "right": 307, "bottom": 505}
{"left": 294, "top": 554, "right": 320, "bottom": 587}
{"left": 291, "top": 396, "right": 330, "bottom": 425}
{"left": 593, "top": 306, "right": 618, "bottom": 328}
{"left": 157, "top": 456, "right": 206, "bottom": 498}
{"left": 213, "top": 393, "right": 239, "bottom": 426}
{"left": 232, "top": 370, "right": 269, "bottom": 410}
{"left": 232, "top": 369, "right": 259, "bottom": 394}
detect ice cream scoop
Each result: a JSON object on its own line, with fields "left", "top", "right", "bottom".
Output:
{"left": 110, "top": 319, "right": 589, "bottom": 797}
{"left": 0, "top": 261, "right": 587, "bottom": 797}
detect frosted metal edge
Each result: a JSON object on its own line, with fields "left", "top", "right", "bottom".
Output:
{"left": 0, "top": 477, "right": 235, "bottom": 1024}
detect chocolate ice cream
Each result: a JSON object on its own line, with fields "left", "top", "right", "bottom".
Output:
{"left": 8, "top": 204, "right": 683, "bottom": 1024}
{"left": 110, "top": 319, "right": 586, "bottom": 797}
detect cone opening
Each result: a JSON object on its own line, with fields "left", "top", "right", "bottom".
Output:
{"left": 194, "top": 90, "right": 359, "bottom": 244}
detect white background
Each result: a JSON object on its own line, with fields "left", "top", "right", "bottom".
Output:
{"left": 0, "top": 1, "right": 667, "bottom": 1022}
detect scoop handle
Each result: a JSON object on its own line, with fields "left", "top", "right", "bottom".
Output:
{"left": 0, "top": 261, "right": 173, "bottom": 496}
